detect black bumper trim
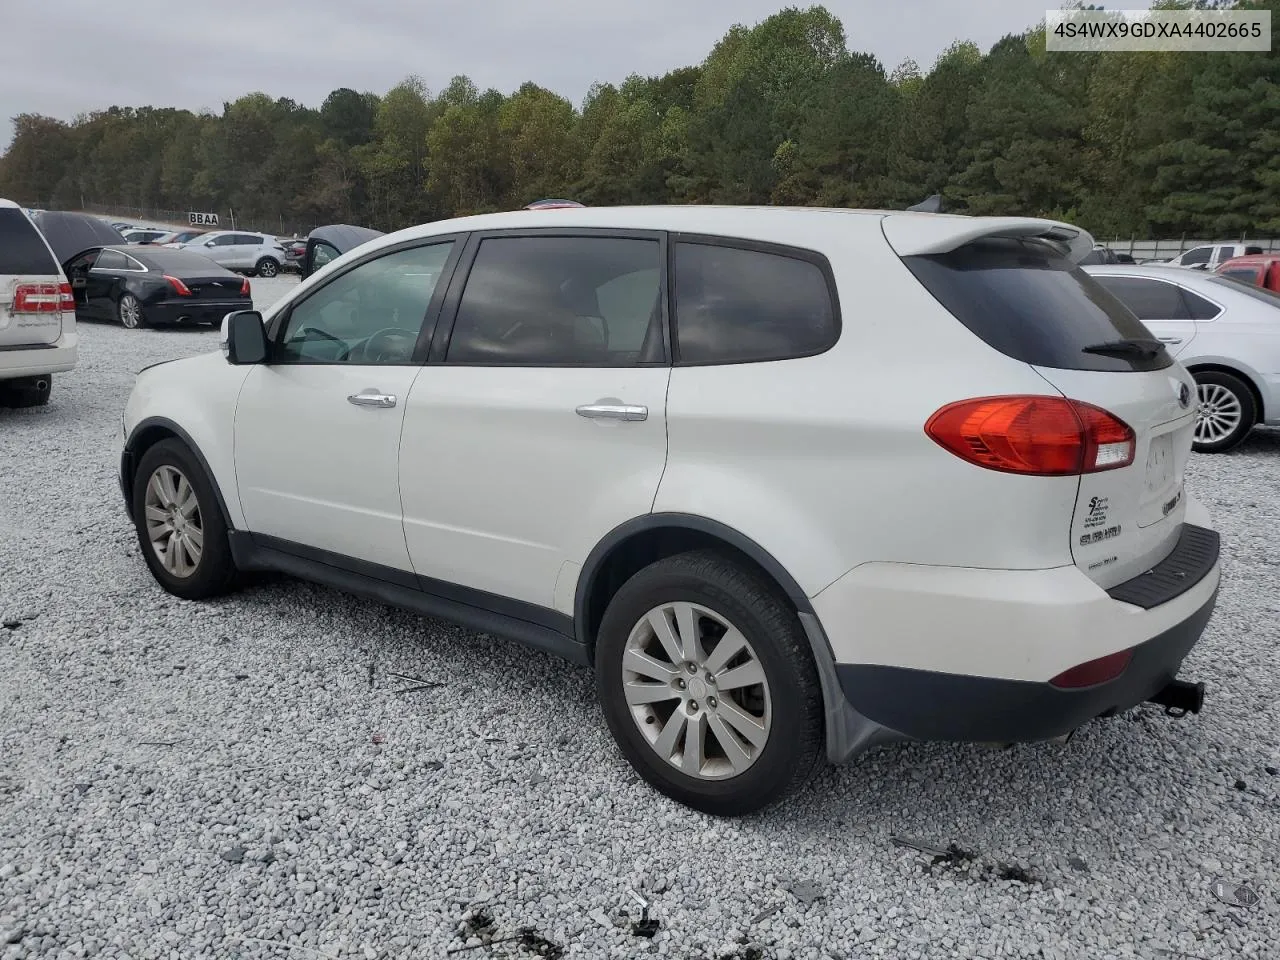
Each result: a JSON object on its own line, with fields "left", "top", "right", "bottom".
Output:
{"left": 1106, "top": 523, "right": 1219, "bottom": 610}
{"left": 835, "top": 586, "right": 1217, "bottom": 743}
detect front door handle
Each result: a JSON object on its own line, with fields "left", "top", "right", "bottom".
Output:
{"left": 348, "top": 389, "right": 397, "bottom": 408}
{"left": 576, "top": 403, "right": 647, "bottom": 422}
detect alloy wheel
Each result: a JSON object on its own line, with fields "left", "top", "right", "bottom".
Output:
{"left": 143, "top": 464, "right": 203, "bottom": 578}
{"left": 119, "top": 295, "right": 142, "bottom": 329}
{"left": 622, "top": 601, "right": 772, "bottom": 780}
{"left": 1194, "top": 382, "right": 1243, "bottom": 446}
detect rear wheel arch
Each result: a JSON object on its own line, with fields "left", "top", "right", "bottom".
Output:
{"left": 1184, "top": 363, "right": 1264, "bottom": 423}
{"left": 574, "top": 514, "right": 813, "bottom": 660}
{"left": 124, "top": 418, "right": 233, "bottom": 528}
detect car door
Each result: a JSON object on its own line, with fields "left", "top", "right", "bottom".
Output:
{"left": 233, "top": 238, "right": 462, "bottom": 572}
{"left": 1091, "top": 275, "right": 1200, "bottom": 357}
{"left": 233, "top": 234, "right": 264, "bottom": 270}
{"left": 198, "top": 234, "right": 235, "bottom": 267}
{"left": 399, "top": 230, "right": 671, "bottom": 612}
{"left": 86, "top": 248, "right": 131, "bottom": 318}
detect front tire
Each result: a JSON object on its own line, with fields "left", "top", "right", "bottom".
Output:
{"left": 118, "top": 293, "right": 145, "bottom": 329}
{"left": 131, "top": 439, "right": 238, "bottom": 600}
{"left": 595, "top": 550, "right": 824, "bottom": 816}
{"left": 255, "top": 257, "right": 279, "bottom": 278}
{"left": 1192, "top": 371, "right": 1255, "bottom": 453}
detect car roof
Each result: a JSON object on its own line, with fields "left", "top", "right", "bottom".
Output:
{"left": 0, "top": 198, "right": 19, "bottom": 210}
{"left": 1219, "top": 254, "right": 1280, "bottom": 265}
{"left": 348, "top": 206, "right": 1094, "bottom": 262}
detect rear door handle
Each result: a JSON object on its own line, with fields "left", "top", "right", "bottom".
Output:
{"left": 1158, "top": 336, "right": 1183, "bottom": 345}
{"left": 576, "top": 403, "right": 647, "bottom": 422}
{"left": 348, "top": 389, "right": 397, "bottom": 408}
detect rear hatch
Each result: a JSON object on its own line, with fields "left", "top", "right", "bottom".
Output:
{"left": 0, "top": 207, "right": 65, "bottom": 348}
{"left": 887, "top": 217, "right": 1196, "bottom": 591}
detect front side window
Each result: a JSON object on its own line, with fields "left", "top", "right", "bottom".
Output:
{"left": 311, "top": 242, "right": 340, "bottom": 270}
{"left": 446, "top": 236, "right": 663, "bottom": 365}
{"left": 277, "top": 242, "right": 454, "bottom": 364}
{"left": 673, "top": 241, "right": 838, "bottom": 364}
{"left": 1181, "top": 246, "right": 1211, "bottom": 266}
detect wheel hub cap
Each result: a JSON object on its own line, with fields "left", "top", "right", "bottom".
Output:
{"left": 143, "top": 464, "right": 203, "bottom": 578}
{"left": 622, "top": 601, "right": 772, "bottom": 781}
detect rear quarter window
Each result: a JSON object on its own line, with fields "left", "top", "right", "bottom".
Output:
{"left": 0, "top": 208, "right": 58, "bottom": 275}
{"left": 672, "top": 240, "right": 838, "bottom": 364}
{"left": 903, "top": 238, "right": 1172, "bottom": 372}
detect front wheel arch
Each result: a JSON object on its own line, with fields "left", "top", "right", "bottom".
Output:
{"left": 123, "top": 419, "right": 234, "bottom": 529}
{"left": 1184, "top": 363, "right": 1265, "bottom": 424}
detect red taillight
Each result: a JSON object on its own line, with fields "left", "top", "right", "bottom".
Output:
{"left": 925, "top": 396, "right": 1135, "bottom": 476}
{"left": 12, "top": 282, "right": 63, "bottom": 313}
{"left": 240, "top": 277, "right": 251, "bottom": 297}
{"left": 164, "top": 275, "right": 192, "bottom": 296}
{"left": 1049, "top": 649, "right": 1134, "bottom": 689}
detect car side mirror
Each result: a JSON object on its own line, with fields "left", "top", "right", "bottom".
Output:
{"left": 221, "top": 311, "right": 267, "bottom": 364}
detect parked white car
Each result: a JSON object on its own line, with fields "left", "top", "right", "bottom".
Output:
{"left": 1159, "top": 243, "right": 1264, "bottom": 272}
{"left": 0, "top": 198, "right": 77, "bottom": 406}
{"left": 180, "top": 231, "right": 288, "bottom": 277}
{"left": 1086, "top": 264, "right": 1280, "bottom": 452}
{"left": 120, "top": 206, "right": 1220, "bottom": 814}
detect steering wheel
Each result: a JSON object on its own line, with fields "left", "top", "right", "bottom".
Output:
{"left": 298, "top": 326, "right": 349, "bottom": 362}
{"left": 363, "top": 327, "right": 419, "bottom": 363}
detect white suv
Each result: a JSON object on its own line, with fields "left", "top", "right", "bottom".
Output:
{"left": 180, "top": 231, "right": 287, "bottom": 277}
{"left": 0, "top": 198, "right": 78, "bottom": 406}
{"left": 119, "top": 206, "right": 1221, "bottom": 814}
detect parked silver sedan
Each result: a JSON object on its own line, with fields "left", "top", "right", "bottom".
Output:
{"left": 1085, "top": 263, "right": 1280, "bottom": 452}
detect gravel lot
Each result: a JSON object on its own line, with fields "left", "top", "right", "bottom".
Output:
{"left": 2, "top": 275, "right": 1278, "bottom": 959}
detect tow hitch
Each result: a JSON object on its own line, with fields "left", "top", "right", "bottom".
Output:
{"left": 1147, "top": 679, "right": 1206, "bottom": 718}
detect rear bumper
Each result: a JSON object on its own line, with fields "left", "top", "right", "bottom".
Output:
{"left": 0, "top": 330, "right": 78, "bottom": 378}
{"left": 146, "top": 299, "right": 249, "bottom": 325}
{"left": 813, "top": 498, "right": 1221, "bottom": 752}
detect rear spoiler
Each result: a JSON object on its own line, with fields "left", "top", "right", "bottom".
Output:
{"left": 882, "top": 214, "right": 1097, "bottom": 264}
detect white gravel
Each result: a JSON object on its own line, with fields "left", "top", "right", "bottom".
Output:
{"left": 2, "top": 279, "right": 1278, "bottom": 959}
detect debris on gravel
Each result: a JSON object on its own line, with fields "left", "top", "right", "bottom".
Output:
{"left": 1, "top": 276, "right": 1278, "bottom": 957}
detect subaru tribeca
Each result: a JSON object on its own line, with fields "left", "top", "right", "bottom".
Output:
{"left": 118, "top": 206, "right": 1220, "bottom": 815}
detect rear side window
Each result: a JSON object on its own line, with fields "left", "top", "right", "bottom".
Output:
{"left": 0, "top": 208, "right": 58, "bottom": 275}
{"left": 446, "top": 236, "right": 663, "bottom": 366}
{"left": 673, "top": 241, "right": 838, "bottom": 364}
{"left": 1091, "top": 276, "right": 1192, "bottom": 320}
{"left": 903, "top": 238, "right": 1172, "bottom": 372}
{"left": 94, "top": 249, "right": 128, "bottom": 270}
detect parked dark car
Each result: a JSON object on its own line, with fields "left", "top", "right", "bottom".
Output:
{"left": 299, "top": 224, "right": 384, "bottom": 279}
{"left": 62, "top": 245, "right": 252, "bottom": 329}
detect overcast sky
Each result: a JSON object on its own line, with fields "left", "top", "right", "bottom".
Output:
{"left": 6, "top": 0, "right": 1085, "bottom": 147}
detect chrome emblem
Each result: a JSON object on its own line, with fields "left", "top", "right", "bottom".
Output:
{"left": 1179, "top": 382, "right": 1191, "bottom": 408}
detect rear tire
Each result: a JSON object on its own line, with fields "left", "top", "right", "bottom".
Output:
{"left": 595, "top": 549, "right": 824, "bottom": 816}
{"left": 255, "top": 258, "right": 279, "bottom": 278}
{"left": 1192, "top": 371, "right": 1255, "bottom": 453}
{"left": 0, "top": 375, "right": 53, "bottom": 408}
{"left": 118, "top": 293, "right": 145, "bottom": 329}
{"left": 132, "top": 439, "right": 238, "bottom": 600}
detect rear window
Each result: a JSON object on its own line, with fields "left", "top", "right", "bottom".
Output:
{"left": 1209, "top": 274, "right": 1280, "bottom": 309}
{"left": 903, "top": 238, "right": 1172, "bottom": 372}
{"left": 1220, "top": 267, "right": 1261, "bottom": 285}
{"left": 0, "top": 208, "right": 58, "bottom": 275}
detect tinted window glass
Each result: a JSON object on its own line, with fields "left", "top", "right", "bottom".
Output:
{"left": 1182, "top": 288, "right": 1221, "bottom": 320}
{"left": 1220, "top": 267, "right": 1261, "bottom": 285}
{"left": 1091, "top": 276, "right": 1189, "bottom": 320}
{"left": 279, "top": 242, "right": 454, "bottom": 364}
{"left": 94, "top": 249, "right": 129, "bottom": 270}
{"left": 904, "top": 239, "right": 1171, "bottom": 372}
{"left": 312, "top": 242, "right": 340, "bottom": 269}
{"left": 234, "top": 234, "right": 260, "bottom": 245}
{"left": 210, "top": 235, "right": 236, "bottom": 247}
{"left": 447, "top": 236, "right": 662, "bottom": 365}
{"left": 1244, "top": 246, "right": 1264, "bottom": 255}
{"left": 0, "top": 208, "right": 57, "bottom": 274}
{"left": 1181, "top": 246, "right": 1211, "bottom": 265}
{"left": 673, "top": 242, "right": 837, "bottom": 364}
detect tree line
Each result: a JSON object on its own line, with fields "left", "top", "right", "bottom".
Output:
{"left": 2, "top": 2, "right": 1278, "bottom": 238}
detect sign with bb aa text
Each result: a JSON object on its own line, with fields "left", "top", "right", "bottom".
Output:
{"left": 188, "top": 211, "right": 219, "bottom": 226}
